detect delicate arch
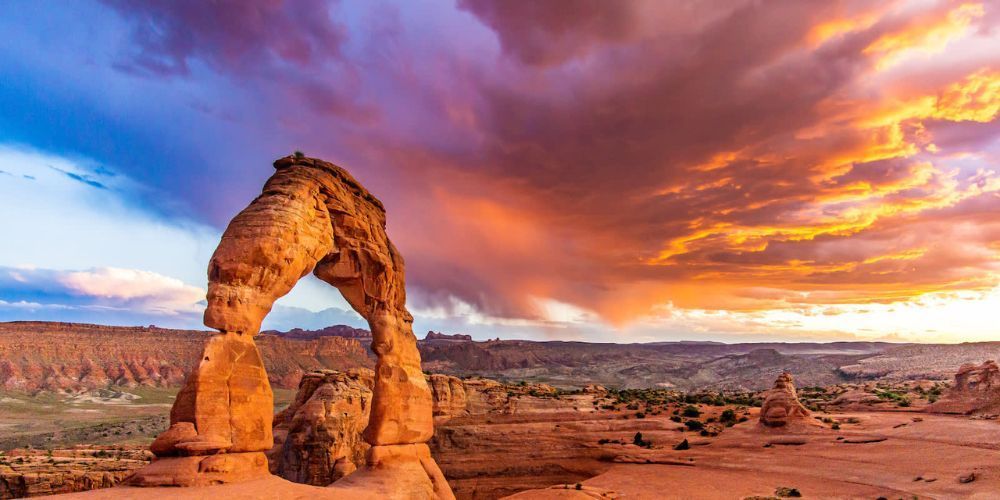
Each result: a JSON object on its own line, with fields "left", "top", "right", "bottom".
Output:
{"left": 204, "top": 156, "right": 433, "bottom": 446}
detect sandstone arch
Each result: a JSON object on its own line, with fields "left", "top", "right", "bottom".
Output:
{"left": 130, "top": 156, "right": 453, "bottom": 499}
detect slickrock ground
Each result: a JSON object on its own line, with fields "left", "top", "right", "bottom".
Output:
{"left": 13, "top": 374, "right": 1000, "bottom": 499}
{"left": 0, "top": 446, "right": 150, "bottom": 499}
{"left": 508, "top": 411, "right": 1000, "bottom": 499}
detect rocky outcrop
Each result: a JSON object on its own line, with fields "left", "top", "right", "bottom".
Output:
{"left": 0, "top": 322, "right": 371, "bottom": 392}
{"left": 758, "top": 372, "right": 815, "bottom": 428}
{"left": 0, "top": 446, "right": 151, "bottom": 499}
{"left": 269, "top": 369, "right": 374, "bottom": 486}
{"left": 928, "top": 360, "right": 1000, "bottom": 414}
{"left": 131, "top": 156, "right": 452, "bottom": 498}
{"left": 428, "top": 374, "right": 468, "bottom": 422}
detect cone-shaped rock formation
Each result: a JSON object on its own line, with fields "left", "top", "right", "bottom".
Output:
{"left": 759, "top": 372, "right": 814, "bottom": 428}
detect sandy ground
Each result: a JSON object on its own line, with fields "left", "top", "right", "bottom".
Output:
{"left": 509, "top": 411, "right": 1000, "bottom": 499}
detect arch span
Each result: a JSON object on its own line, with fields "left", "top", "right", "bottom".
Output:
{"left": 130, "top": 156, "right": 452, "bottom": 499}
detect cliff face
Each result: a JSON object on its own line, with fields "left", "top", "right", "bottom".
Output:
{"left": 0, "top": 322, "right": 372, "bottom": 391}
{"left": 0, "top": 446, "right": 151, "bottom": 499}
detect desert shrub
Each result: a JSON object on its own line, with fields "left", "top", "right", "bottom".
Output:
{"left": 684, "top": 420, "right": 704, "bottom": 431}
{"left": 635, "top": 412, "right": 646, "bottom": 419}
{"left": 293, "top": 150, "right": 305, "bottom": 159}
{"left": 720, "top": 409, "right": 737, "bottom": 423}
{"left": 831, "top": 422, "right": 841, "bottom": 430}
{"left": 670, "top": 415, "right": 682, "bottom": 423}
{"left": 775, "top": 486, "right": 802, "bottom": 497}
{"left": 682, "top": 405, "right": 701, "bottom": 417}
{"left": 674, "top": 439, "right": 690, "bottom": 450}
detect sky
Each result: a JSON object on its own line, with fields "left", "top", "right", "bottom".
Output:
{"left": 0, "top": 0, "right": 998, "bottom": 343}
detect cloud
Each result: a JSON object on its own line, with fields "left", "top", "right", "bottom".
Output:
{"left": 2, "top": 1, "right": 999, "bottom": 342}
{"left": 0, "top": 266, "right": 205, "bottom": 327}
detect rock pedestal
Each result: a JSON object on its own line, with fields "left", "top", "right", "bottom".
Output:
{"left": 759, "top": 372, "right": 813, "bottom": 428}
{"left": 128, "top": 332, "right": 273, "bottom": 486}
{"left": 129, "top": 155, "right": 453, "bottom": 498}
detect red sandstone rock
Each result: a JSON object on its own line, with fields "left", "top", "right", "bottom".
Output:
{"left": 758, "top": 372, "right": 815, "bottom": 428}
{"left": 928, "top": 360, "right": 1000, "bottom": 414}
{"left": 428, "top": 374, "right": 468, "bottom": 422}
{"left": 131, "top": 156, "right": 451, "bottom": 497}
{"left": 269, "top": 369, "right": 374, "bottom": 485}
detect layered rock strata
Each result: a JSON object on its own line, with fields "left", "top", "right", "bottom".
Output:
{"left": 129, "top": 156, "right": 452, "bottom": 498}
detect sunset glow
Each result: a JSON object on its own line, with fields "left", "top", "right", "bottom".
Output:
{"left": 1, "top": 0, "right": 998, "bottom": 342}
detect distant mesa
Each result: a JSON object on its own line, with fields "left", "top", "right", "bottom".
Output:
{"left": 262, "top": 325, "right": 373, "bottom": 340}
{"left": 758, "top": 371, "right": 819, "bottom": 429}
{"left": 927, "top": 360, "right": 1000, "bottom": 415}
{"left": 424, "top": 331, "right": 473, "bottom": 341}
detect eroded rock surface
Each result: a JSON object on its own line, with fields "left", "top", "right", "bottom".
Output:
{"left": 928, "top": 360, "right": 1000, "bottom": 414}
{"left": 131, "top": 156, "right": 450, "bottom": 497}
{"left": 428, "top": 374, "right": 468, "bottom": 422}
{"left": 759, "top": 372, "right": 814, "bottom": 428}
{"left": 269, "top": 369, "right": 374, "bottom": 486}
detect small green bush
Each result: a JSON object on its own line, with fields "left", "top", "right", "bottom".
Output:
{"left": 684, "top": 420, "right": 704, "bottom": 431}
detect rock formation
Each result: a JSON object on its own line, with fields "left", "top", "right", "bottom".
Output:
{"left": 758, "top": 372, "right": 814, "bottom": 428}
{"left": 427, "top": 374, "right": 468, "bottom": 422}
{"left": 269, "top": 369, "right": 374, "bottom": 486}
{"left": 129, "top": 156, "right": 453, "bottom": 498}
{"left": 0, "top": 446, "right": 151, "bottom": 498}
{"left": 928, "top": 360, "right": 1000, "bottom": 414}
{"left": 424, "top": 331, "right": 473, "bottom": 341}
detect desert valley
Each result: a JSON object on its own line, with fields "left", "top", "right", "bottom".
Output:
{"left": 3, "top": 320, "right": 1000, "bottom": 498}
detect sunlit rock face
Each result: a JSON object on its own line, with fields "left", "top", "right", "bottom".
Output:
{"left": 130, "top": 156, "right": 452, "bottom": 498}
{"left": 269, "top": 369, "right": 374, "bottom": 486}
{"left": 928, "top": 360, "right": 1000, "bottom": 415}
{"left": 759, "top": 372, "right": 813, "bottom": 428}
